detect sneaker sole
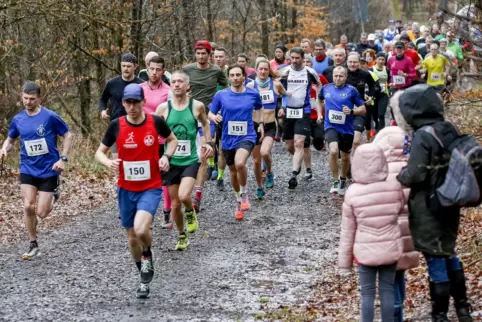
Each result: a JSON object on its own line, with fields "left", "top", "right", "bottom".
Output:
{"left": 23, "top": 252, "right": 40, "bottom": 260}
{"left": 136, "top": 292, "right": 150, "bottom": 299}
{"left": 235, "top": 213, "right": 244, "bottom": 220}
{"left": 161, "top": 223, "right": 174, "bottom": 229}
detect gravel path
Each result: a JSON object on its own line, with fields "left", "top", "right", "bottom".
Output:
{"left": 0, "top": 145, "right": 343, "bottom": 322}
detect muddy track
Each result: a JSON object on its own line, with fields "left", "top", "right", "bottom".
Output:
{"left": 0, "top": 145, "right": 343, "bottom": 322}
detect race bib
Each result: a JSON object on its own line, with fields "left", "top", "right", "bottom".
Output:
{"left": 123, "top": 160, "right": 151, "bottom": 181}
{"left": 260, "top": 90, "right": 274, "bottom": 104}
{"left": 228, "top": 121, "right": 247, "bottom": 136}
{"left": 24, "top": 138, "right": 48, "bottom": 157}
{"left": 380, "top": 83, "right": 386, "bottom": 92}
{"left": 393, "top": 75, "right": 406, "bottom": 85}
{"left": 431, "top": 73, "right": 441, "bottom": 81}
{"left": 286, "top": 108, "right": 303, "bottom": 119}
{"left": 174, "top": 140, "right": 191, "bottom": 157}
{"left": 328, "top": 110, "right": 346, "bottom": 125}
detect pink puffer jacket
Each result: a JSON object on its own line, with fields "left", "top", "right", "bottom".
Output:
{"left": 338, "top": 144, "right": 404, "bottom": 269}
{"left": 373, "top": 126, "right": 419, "bottom": 270}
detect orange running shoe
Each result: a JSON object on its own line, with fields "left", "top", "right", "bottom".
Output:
{"left": 235, "top": 201, "right": 244, "bottom": 220}
{"left": 370, "top": 129, "right": 376, "bottom": 137}
{"left": 240, "top": 193, "right": 251, "bottom": 211}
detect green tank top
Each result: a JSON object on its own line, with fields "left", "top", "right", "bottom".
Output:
{"left": 371, "top": 66, "right": 388, "bottom": 94}
{"left": 165, "top": 99, "right": 199, "bottom": 166}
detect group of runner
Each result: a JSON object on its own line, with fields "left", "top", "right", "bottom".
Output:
{"left": 1, "top": 17, "right": 469, "bottom": 299}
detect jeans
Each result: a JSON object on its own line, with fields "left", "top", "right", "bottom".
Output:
{"left": 424, "top": 252, "right": 462, "bottom": 283}
{"left": 394, "top": 270, "right": 406, "bottom": 322}
{"left": 358, "top": 263, "right": 397, "bottom": 322}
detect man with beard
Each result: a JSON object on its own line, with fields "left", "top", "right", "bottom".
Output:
{"left": 99, "top": 53, "right": 144, "bottom": 159}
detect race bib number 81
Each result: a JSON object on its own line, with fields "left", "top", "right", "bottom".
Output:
{"left": 228, "top": 121, "right": 247, "bottom": 136}
{"left": 24, "top": 138, "right": 49, "bottom": 157}
{"left": 123, "top": 160, "right": 151, "bottom": 181}
{"left": 286, "top": 108, "right": 302, "bottom": 119}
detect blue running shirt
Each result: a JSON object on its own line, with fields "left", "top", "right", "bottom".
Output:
{"left": 318, "top": 84, "right": 364, "bottom": 135}
{"left": 210, "top": 88, "right": 262, "bottom": 150}
{"left": 8, "top": 107, "right": 69, "bottom": 178}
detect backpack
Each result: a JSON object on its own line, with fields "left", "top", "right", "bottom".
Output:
{"left": 421, "top": 123, "right": 482, "bottom": 208}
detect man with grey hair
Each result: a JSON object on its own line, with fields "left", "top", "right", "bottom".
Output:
{"left": 155, "top": 70, "right": 214, "bottom": 251}
{"left": 322, "top": 48, "right": 347, "bottom": 83}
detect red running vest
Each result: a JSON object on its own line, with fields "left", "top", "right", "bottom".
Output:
{"left": 116, "top": 114, "right": 162, "bottom": 192}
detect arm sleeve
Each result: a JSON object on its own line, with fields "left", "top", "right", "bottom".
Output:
{"left": 397, "top": 132, "right": 431, "bottom": 186}
{"left": 153, "top": 115, "right": 172, "bottom": 138}
{"left": 101, "top": 119, "right": 119, "bottom": 147}
{"left": 7, "top": 118, "right": 19, "bottom": 139}
{"left": 99, "top": 81, "right": 111, "bottom": 111}
{"left": 338, "top": 200, "right": 356, "bottom": 269}
{"left": 386, "top": 67, "right": 391, "bottom": 82}
{"left": 218, "top": 70, "right": 228, "bottom": 87}
{"left": 210, "top": 92, "right": 221, "bottom": 114}
{"left": 319, "top": 74, "right": 329, "bottom": 85}
{"left": 50, "top": 112, "right": 70, "bottom": 136}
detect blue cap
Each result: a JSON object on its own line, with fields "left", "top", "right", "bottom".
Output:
{"left": 123, "top": 84, "right": 144, "bottom": 101}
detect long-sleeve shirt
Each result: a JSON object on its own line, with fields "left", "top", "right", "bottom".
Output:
{"left": 387, "top": 55, "right": 417, "bottom": 89}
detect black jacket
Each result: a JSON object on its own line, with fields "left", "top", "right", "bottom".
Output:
{"left": 397, "top": 85, "right": 461, "bottom": 256}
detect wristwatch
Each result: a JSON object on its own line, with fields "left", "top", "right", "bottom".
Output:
{"left": 60, "top": 155, "right": 68, "bottom": 162}
{"left": 350, "top": 109, "right": 354, "bottom": 115}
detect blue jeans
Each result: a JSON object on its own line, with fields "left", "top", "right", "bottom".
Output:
{"left": 394, "top": 270, "right": 406, "bottom": 322}
{"left": 358, "top": 263, "right": 397, "bottom": 322}
{"left": 424, "top": 252, "right": 462, "bottom": 283}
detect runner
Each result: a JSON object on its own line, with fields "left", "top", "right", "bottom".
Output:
{"left": 139, "top": 55, "right": 173, "bottom": 229}
{"left": 421, "top": 43, "right": 451, "bottom": 92}
{"left": 370, "top": 52, "right": 391, "bottom": 131}
{"left": 387, "top": 41, "right": 417, "bottom": 92}
{"left": 400, "top": 35, "right": 422, "bottom": 70}
{"left": 209, "top": 64, "right": 264, "bottom": 219}
{"left": 94, "top": 83, "right": 177, "bottom": 298}
{"left": 0, "top": 82, "right": 73, "bottom": 260}
{"left": 300, "top": 38, "right": 312, "bottom": 54}
{"left": 99, "top": 53, "right": 144, "bottom": 159}
{"left": 155, "top": 71, "right": 214, "bottom": 250}
{"left": 279, "top": 47, "right": 321, "bottom": 189}
{"left": 138, "top": 52, "right": 171, "bottom": 85}
{"left": 182, "top": 40, "right": 228, "bottom": 212}
{"left": 250, "top": 59, "right": 285, "bottom": 198}
{"left": 318, "top": 67, "right": 366, "bottom": 195}
{"left": 323, "top": 48, "right": 347, "bottom": 83}
{"left": 335, "top": 35, "right": 348, "bottom": 49}
{"left": 237, "top": 53, "right": 257, "bottom": 78}
{"left": 270, "top": 44, "right": 288, "bottom": 71}
{"left": 346, "top": 52, "right": 376, "bottom": 152}
{"left": 312, "top": 40, "right": 334, "bottom": 75}
{"left": 384, "top": 20, "right": 398, "bottom": 41}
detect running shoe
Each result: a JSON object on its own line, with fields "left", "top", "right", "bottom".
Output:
{"left": 216, "top": 179, "right": 225, "bottom": 191}
{"left": 240, "top": 193, "right": 251, "bottom": 211}
{"left": 330, "top": 179, "right": 340, "bottom": 194}
{"left": 370, "top": 129, "right": 376, "bottom": 138}
{"left": 185, "top": 209, "right": 199, "bottom": 233}
{"left": 192, "top": 196, "right": 201, "bottom": 213}
{"left": 136, "top": 283, "right": 150, "bottom": 299}
{"left": 274, "top": 135, "right": 281, "bottom": 143}
{"left": 265, "top": 172, "right": 274, "bottom": 189}
{"left": 23, "top": 243, "right": 40, "bottom": 260}
{"left": 211, "top": 169, "right": 218, "bottom": 181}
{"left": 255, "top": 187, "right": 265, "bottom": 200}
{"left": 235, "top": 201, "right": 244, "bottom": 220}
{"left": 303, "top": 171, "right": 313, "bottom": 181}
{"left": 175, "top": 232, "right": 189, "bottom": 251}
{"left": 339, "top": 178, "right": 347, "bottom": 196}
{"left": 140, "top": 253, "right": 154, "bottom": 284}
{"left": 160, "top": 209, "right": 173, "bottom": 229}
{"left": 288, "top": 176, "right": 298, "bottom": 189}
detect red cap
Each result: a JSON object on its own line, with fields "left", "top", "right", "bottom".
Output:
{"left": 194, "top": 40, "right": 212, "bottom": 53}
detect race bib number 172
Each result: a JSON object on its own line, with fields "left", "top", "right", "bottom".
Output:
{"left": 24, "top": 138, "right": 49, "bottom": 157}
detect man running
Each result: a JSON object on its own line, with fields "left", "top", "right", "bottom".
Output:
{"left": 140, "top": 55, "right": 173, "bottom": 229}
{"left": 182, "top": 40, "right": 228, "bottom": 212}
{"left": 250, "top": 59, "right": 285, "bottom": 198}
{"left": 1, "top": 82, "right": 73, "bottom": 260}
{"left": 387, "top": 41, "right": 417, "bottom": 92}
{"left": 95, "top": 83, "right": 177, "bottom": 299}
{"left": 155, "top": 71, "right": 213, "bottom": 250}
{"left": 323, "top": 48, "right": 347, "bottom": 83}
{"left": 300, "top": 38, "right": 312, "bottom": 54}
{"left": 421, "top": 43, "right": 451, "bottom": 92}
{"left": 209, "top": 65, "right": 264, "bottom": 220}
{"left": 99, "top": 53, "right": 144, "bottom": 159}
{"left": 318, "top": 67, "right": 365, "bottom": 195}
{"left": 279, "top": 47, "right": 321, "bottom": 189}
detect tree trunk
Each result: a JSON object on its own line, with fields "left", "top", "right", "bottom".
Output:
{"left": 206, "top": 0, "right": 214, "bottom": 40}
{"left": 259, "top": 0, "right": 269, "bottom": 55}
{"left": 181, "top": 0, "right": 194, "bottom": 60}
{"left": 131, "top": 0, "right": 143, "bottom": 59}
{"left": 290, "top": 0, "right": 297, "bottom": 44}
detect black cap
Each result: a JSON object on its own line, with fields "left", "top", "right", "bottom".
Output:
{"left": 395, "top": 41, "right": 405, "bottom": 48}
{"left": 346, "top": 42, "right": 356, "bottom": 51}
{"left": 121, "top": 53, "right": 138, "bottom": 64}
{"left": 400, "top": 35, "right": 411, "bottom": 42}
{"left": 376, "top": 51, "right": 387, "bottom": 58}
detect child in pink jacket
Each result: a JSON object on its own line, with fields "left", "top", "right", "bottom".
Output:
{"left": 374, "top": 124, "right": 419, "bottom": 322}
{"left": 338, "top": 143, "right": 404, "bottom": 322}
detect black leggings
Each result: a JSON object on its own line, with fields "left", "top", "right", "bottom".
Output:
{"left": 364, "top": 105, "right": 378, "bottom": 131}
{"left": 375, "top": 94, "right": 389, "bottom": 131}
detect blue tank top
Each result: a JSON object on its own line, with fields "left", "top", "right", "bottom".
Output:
{"left": 255, "top": 79, "right": 277, "bottom": 110}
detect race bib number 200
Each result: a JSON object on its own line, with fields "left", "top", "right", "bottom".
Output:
{"left": 123, "top": 160, "right": 151, "bottom": 181}
{"left": 24, "top": 138, "right": 49, "bottom": 157}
